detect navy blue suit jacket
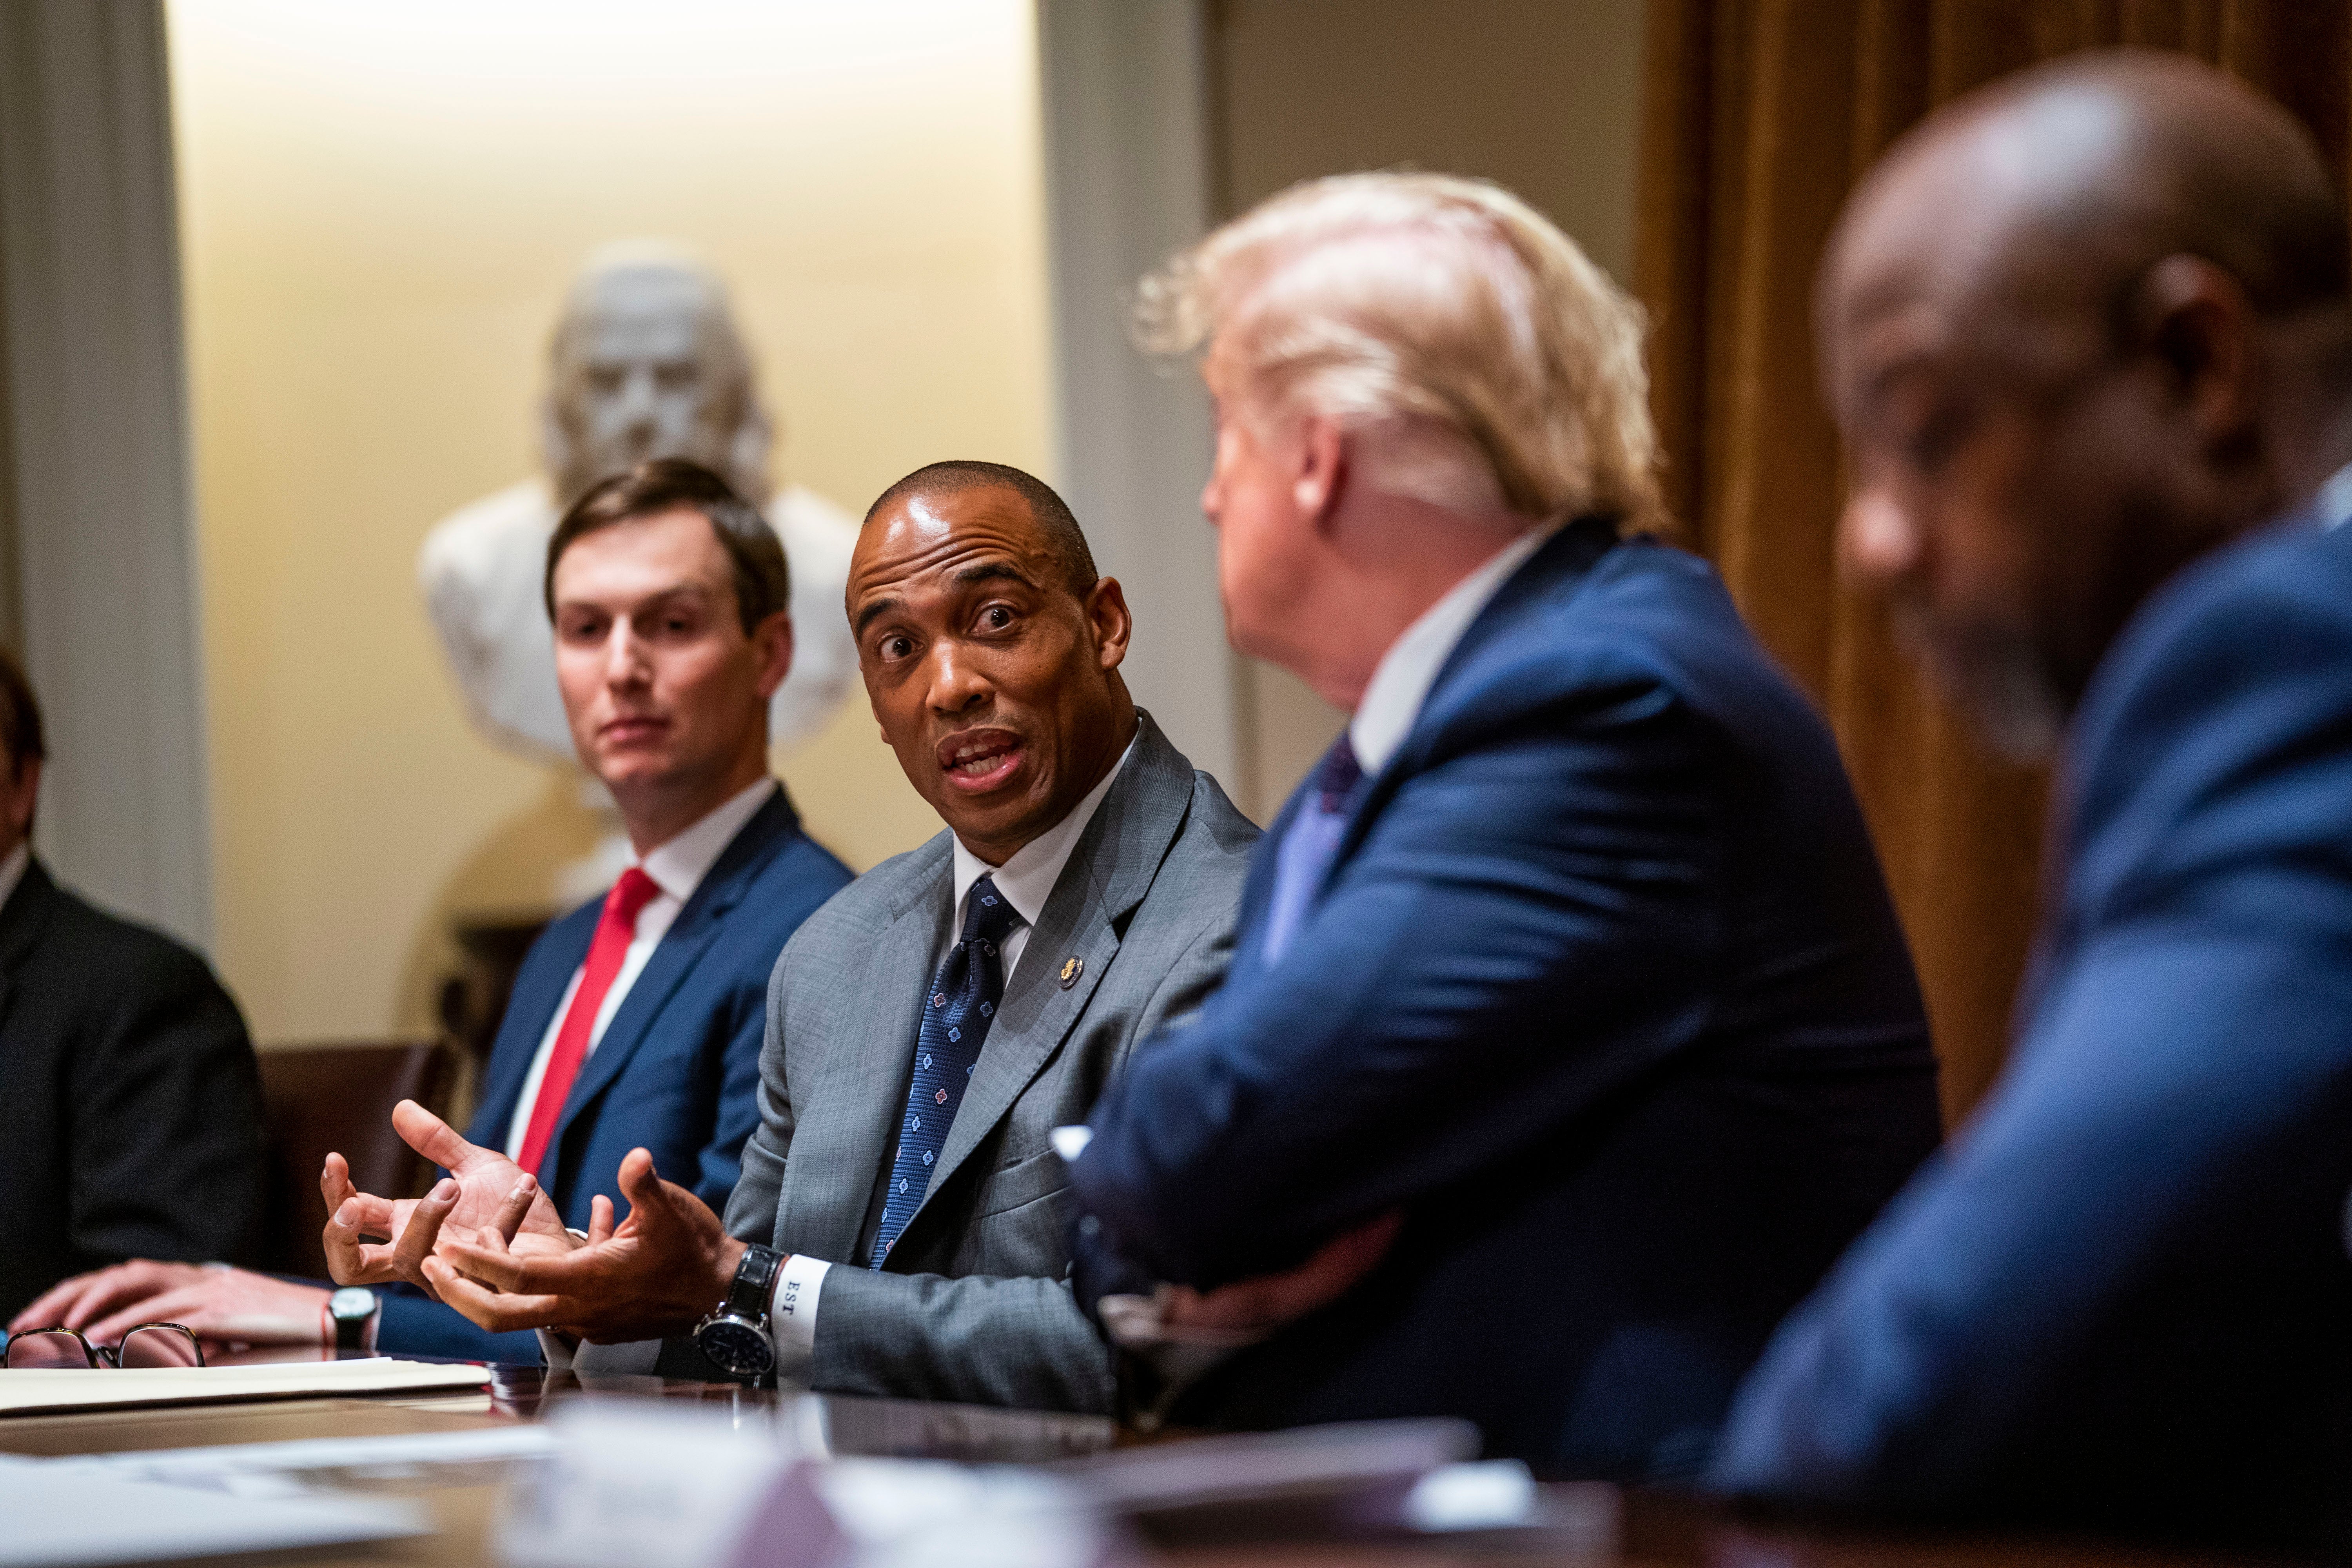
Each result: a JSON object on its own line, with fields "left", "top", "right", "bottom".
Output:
{"left": 377, "top": 787, "right": 851, "bottom": 1361}
{"left": 1712, "top": 508, "right": 2352, "bottom": 1551}
{"left": 1071, "top": 522, "right": 1940, "bottom": 1476}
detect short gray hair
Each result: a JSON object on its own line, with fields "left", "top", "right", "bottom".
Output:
{"left": 1136, "top": 171, "right": 1661, "bottom": 531}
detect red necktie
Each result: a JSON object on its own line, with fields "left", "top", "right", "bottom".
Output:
{"left": 516, "top": 867, "right": 662, "bottom": 1179}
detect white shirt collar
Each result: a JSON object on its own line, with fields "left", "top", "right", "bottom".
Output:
{"left": 1348, "top": 523, "right": 1557, "bottom": 776}
{"left": 2314, "top": 459, "right": 2352, "bottom": 532}
{"left": 0, "top": 842, "right": 29, "bottom": 914}
{"left": 950, "top": 736, "right": 1136, "bottom": 933}
{"left": 638, "top": 775, "right": 779, "bottom": 904}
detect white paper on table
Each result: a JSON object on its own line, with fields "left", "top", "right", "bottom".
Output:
{"left": 492, "top": 1403, "right": 1132, "bottom": 1568}
{"left": 802, "top": 1459, "right": 1129, "bottom": 1568}
{"left": 47, "top": 1424, "right": 558, "bottom": 1496}
{"left": 0, "top": 1455, "right": 428, "bottom": 1568}
{"left": 495, "top": 1402, "right": 802, "bottom": 1568}
{"left": 0, "top": 1356, "right": 488, "bottom": 1417}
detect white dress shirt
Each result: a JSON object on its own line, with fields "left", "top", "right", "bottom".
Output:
{"left": 2316, "top": 459, "right": 2352, "bottom": 533}
{"left": 765, "top": 736, "right": 1136, "bottom": 1378}
{"left": 502, "top": 776, "right": 779, "bottom": 1158}
{"left": 945, "top": 737, "right": 1136, "bottom": 983}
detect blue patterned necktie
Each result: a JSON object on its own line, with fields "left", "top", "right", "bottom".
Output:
{"left": 871, "top": 873, "right": 1024, "bottom": 1267}
{"left": 1260, "top": 733, "right": 1364, "bottom": 966}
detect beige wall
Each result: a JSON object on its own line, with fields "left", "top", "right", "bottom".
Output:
{"left": 167, "top": 0, "right": 1053, "bottom": 1044}
{"left": 1209, "top": 0, "right": 1651, "bottom": 804}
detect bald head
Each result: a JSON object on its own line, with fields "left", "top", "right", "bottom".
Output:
{"left": 1831, "top": 52, "right": 2345, "bottom": 388}
{"left": 1820, "top": 51, "right": 2352, "bottom": 758}
{"left": 863, "top": 461, "right": 1099, "bottom": 601}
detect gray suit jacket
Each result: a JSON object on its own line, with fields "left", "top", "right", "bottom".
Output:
{"left": 632, "top": 713, "right": 1254, "bottom": 1412}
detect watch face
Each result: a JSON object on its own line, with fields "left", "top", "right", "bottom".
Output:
{"left": 697, "top": 1316, "right": 775, "bottom": 1379}
{"left": 328, "top": 1287, "right": 377, "bottom": 1321}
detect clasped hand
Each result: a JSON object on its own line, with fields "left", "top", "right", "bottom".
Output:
{"left": 321, "top": 1101, "right": 740, "bottom": 1344}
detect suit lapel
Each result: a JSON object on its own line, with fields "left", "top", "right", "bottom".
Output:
{"left": 550, "top": 792, "right": 799, "bottom": 1161}
{"left": 903, "top": 714, "right": 1196, "bottom": 1243}
{"left": 1223, "top": 784, "right": 1304, "bottom": 991}
{"left": 1330, "top": 518, "right": 1617, "bottom": 875}
{"left": 0, "top": 859, "right": 61, "bottom": 1033}
{"left": 918, "top": 859, "right": 1117, "bottom": 1211}
{"left": 784, "top": 842, "right": 951, "bottom": 1263}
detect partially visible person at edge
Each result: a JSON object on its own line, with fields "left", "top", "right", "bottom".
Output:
{"left": 19, "top": 458, "right": 851, "bottom": 1363}
{"left": 1060, "top": 171, "right": 1942, "bottom": 1477}
{"left": 0, "top": 646, "right": 265, "bottom": 1330}
{"left": 1710, "top": 53, "right": 2352, "bottom": 1553}
{"left": 329, "top": 462, "right": 1256, "bottom": 1415}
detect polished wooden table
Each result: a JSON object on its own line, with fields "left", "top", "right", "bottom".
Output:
{"left": 0, "top": 1359, "right": 2290, "bottom": 1568}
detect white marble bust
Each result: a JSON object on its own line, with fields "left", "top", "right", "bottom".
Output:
{"left": 419, "top": 243, "right": 860, "bottom": 765}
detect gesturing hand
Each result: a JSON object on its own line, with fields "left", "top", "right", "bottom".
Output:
{"left": 423, "top": 1147, "right": 744, "bottom": 1344}
{"left": 1158, "top": 1210, "right": 1404, "bottom": 1343}
{"left": 319, "top": 1099, "right": 568, "bottom": 1296}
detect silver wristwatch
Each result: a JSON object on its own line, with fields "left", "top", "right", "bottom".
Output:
{"left": 693, "top": 1245, "right": 782, "bottom": 1381}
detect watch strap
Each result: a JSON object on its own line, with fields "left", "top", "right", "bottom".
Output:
{"left": 724, "top": 1245, "right": 783, "bottom": 1322}
{"left": 327, "top": 1289, "right": 378, "bottom": 1352}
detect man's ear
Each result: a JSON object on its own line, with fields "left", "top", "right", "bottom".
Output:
{"left": 1294, "top": 416, "right": 1348, "bottom": 533}
{"left": 750, "top": 611, "right": 794, "bottom": 701}
{"left": 1084, "top": 576, "right": 1133, "bottom": 671}
{"left": 2136, "top": 254, "right": 2261, "bottom": 450}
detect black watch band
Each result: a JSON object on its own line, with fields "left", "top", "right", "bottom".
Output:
{"left": 694, "top": 1245, "right": 784, "bottom": 1383}
{"left": 725, "top": 1245, "right": 783, "bottom": 1323}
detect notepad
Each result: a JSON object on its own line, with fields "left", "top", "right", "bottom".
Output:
{"left": 0, "top": 1356, "right": 489, "bottom": 1417}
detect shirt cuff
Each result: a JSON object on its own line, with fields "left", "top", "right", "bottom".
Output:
{"left": 535, "top": 1327, "right": 577, "bottom": 1372}
{"left": 768, "top": 1253, "right": 831, "bottom": 1381}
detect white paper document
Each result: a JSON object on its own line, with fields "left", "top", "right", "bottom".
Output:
{"left": 50, "top": 1424, "right": 558, "bottom": 1495}
{"left": 0, "top": 1356, "right": 488, "bottom": 1417}
{"left": 0, "top": 1455, "right": 428, "bottom": 1568}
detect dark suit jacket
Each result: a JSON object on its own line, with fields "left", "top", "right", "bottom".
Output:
{"left": 1711, "top": 507, "right": 2352, "bottom": 1552}
{"left": 376, "top": 787, "right": 851, "bottom": 1361}
{"left": 0, "top": 858, "right": 265, "bottom": 1321}
{"left": 1071, "top": 521, "right": 1940, "bottom": 1476}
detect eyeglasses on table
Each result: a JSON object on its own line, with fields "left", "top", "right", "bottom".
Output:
{"left": 2, "top": 1323, "right": 204, "bottom": 1369}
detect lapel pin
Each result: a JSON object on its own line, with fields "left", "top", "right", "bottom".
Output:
{"left": 1059, "top": 956, "right": 1083, "bottom": 989}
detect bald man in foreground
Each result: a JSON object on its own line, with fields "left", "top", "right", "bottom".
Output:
{"left": 1711, "top": 53, "right": 2352, "bottom": 1549}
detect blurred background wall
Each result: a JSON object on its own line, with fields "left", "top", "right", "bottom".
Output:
{"left": 166, "top": 0, "right": 1053, "bottom": 1045}
{"left": 165, "top": 0, "right": 1655, "bottom": 1051}
{"left": 1205, "top": 0, "right": 1651, "bottom": 809}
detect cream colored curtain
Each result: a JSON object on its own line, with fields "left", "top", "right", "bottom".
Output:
{"left": 1635, "top": 0, "right": 2352, "bottom": 1120}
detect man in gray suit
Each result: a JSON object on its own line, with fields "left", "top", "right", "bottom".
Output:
{"left": 417, "top": 461, "right": 1257, "bottom": 1414}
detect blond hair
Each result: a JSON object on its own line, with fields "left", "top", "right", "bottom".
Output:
{"left": 1135, "top": 171, "right": 1660, "bottom": 530}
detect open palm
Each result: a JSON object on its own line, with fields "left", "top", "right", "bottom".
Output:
{"left": 320, "top": 1099, "right": 568, "bottom": 1295}
{"left": 426, "top": 1147, "right": 732, "bottom": 1343}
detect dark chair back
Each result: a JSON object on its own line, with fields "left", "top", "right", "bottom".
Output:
{"left": 255, "top": 1041, "right": 455, "bottom": 1279}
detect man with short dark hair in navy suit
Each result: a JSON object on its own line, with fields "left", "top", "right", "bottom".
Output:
{"left": 20, "top": 458, "right": 849, "bottom": 1363}
{"left": 1710, "top": 56, "right": 2352, "bottom": 1553}
{"left": 1063, "top": 172, "right": 1942, "bottom": 1477}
